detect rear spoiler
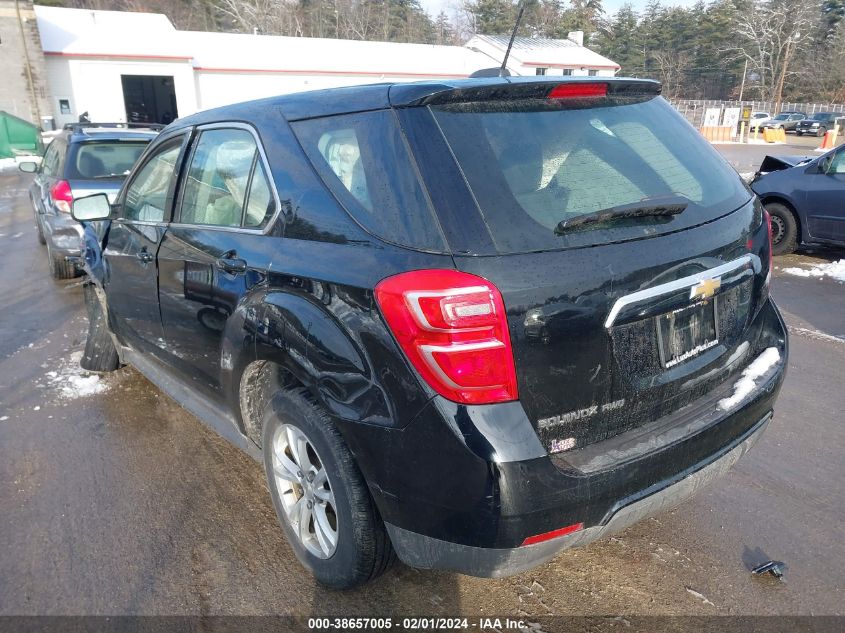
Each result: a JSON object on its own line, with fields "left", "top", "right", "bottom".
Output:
{"left": 388, "top": 77, "right": 662, "bottom": 108}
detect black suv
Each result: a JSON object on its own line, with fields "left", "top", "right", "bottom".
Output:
{"left": 18, "top": 123, "right": 159, "bottom": 278}
{"left": 72, "top": 78, "right": 787, "bottom": 589}
{"left": 795, "top": 112, "right": 845, "bottom": 137}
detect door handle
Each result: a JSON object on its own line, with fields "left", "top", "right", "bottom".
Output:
{"left": 136, "top": 249, "right": 153, "bottom": 263}
{"left": 215, "top": 255, "right": 247, "bottom": 274}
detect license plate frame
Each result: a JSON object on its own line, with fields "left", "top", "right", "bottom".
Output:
{"left": 656, "top": 299, "right": 719, "bottom": 369}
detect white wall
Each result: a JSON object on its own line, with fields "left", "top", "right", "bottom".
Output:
{"left": 195, "top": 71, "right": 460, "bottom": 111}
{"left": 47, "top": 57, "right": 197, "bottom": 127}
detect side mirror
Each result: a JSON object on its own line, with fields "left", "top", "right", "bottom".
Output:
{"left": 72, "top": 193, "right": 112, "bottom": 222}
{"left": 18, "top": 161, "right": 38, "bottom": 173}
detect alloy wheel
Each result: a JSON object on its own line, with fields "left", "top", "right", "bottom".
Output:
{"left": 271, "top": 424, "right": 339, "bottom": 558}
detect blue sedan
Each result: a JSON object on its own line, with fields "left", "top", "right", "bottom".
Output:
{"left": 751, "top": 149, "right": 845, "bottom": 254}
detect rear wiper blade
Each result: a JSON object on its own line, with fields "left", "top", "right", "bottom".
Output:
{"left": 555, "top": 195, "right": 688, "bottom": 235}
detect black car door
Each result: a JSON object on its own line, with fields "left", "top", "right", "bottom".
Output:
{"left": 103, "top": 132, "right": 190, "bottom": 352}
{"left": 803, "top": 148, "right": 845, "bottom": 243}
{"left": 157, "top": 124, "right": 279, "bottom": 401}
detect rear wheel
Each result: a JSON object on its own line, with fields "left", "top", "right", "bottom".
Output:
{"left": 262, "top": 389, "right": 394, "bottom": 589}
{"left": 35, "top": 220, "right": 46, "bottom": 245}
{"left": 80, "top": 284, "right": 120, "bottom": 372}
{"left": 817, "top": 126, "right": 827, "bottom": 138}
{"left": 765, "top": 202, "right": 798, "bottom": 256}
{"left": 796, "top": 131, "right": 804, "bottom": 136}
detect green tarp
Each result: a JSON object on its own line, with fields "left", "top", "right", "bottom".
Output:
{"left": 0, "top": 111, "right": 41, "bottom": 159}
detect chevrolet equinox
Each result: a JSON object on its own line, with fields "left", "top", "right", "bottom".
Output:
{"left": 71, "top": 78, "right": 788, "bottom": 589}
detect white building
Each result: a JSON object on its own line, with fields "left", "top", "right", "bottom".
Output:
{"left": 465, "top": 34, "right": 620, "bottom": 78}
{"left": 32, "top": 5, "right": 619, "bottom": 128}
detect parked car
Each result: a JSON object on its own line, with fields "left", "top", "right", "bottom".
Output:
{"left": 72, "top": 78, "right": 787, "bottom": 589}
{"left": 751, "top": 148, "right": 845, "bottom": 253}
{"left": 18, "top": 123, "right": 160, "bottom": 278}
{"left": 749, "top": 111, "right": 771, "bottom": 130}
{"left": 794, "top": 112, "right": 845, "bottom": 137}
{"left": 758, "top": 111, "right": 806, "bottom": 132}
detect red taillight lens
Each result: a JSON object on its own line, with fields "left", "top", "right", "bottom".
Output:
{"left": 763, "top": 209, "right": 773, "bottom": 270}
{"left": 521, "top": 522, "right": 584, "bottom": 546}
{"left": 50, "top": 180, "right": 73, "bottom": 214}
{"left": 547, "top": 82, "right": 607, "bottom": 99}
{"left": 375, "top": 269, "right": 518, "bottom": 405}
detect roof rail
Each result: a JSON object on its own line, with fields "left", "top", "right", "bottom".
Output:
{"left": 62, "top": 122, "right": 165, "bottom": 133}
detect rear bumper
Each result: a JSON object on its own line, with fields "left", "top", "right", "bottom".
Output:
{"left": 337, "top": 298, "right": 787, "bottom": 576}
{"left": 386, "top": 412, "right": 770, "bottom": 577}
{"left": 44, "top": 213, "right": 84, "bottom": 257}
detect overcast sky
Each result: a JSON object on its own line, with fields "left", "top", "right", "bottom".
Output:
{"left": 418, "top": 0, "right": 700, "bottom": 22}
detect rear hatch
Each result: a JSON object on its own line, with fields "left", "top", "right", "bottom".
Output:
{"left": 65, "top": 138, "right": 150, "bottom": 202}
{"left": 399, "top": 79, "right": 773, "bottom": 454}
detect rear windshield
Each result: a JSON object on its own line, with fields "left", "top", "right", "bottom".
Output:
{"left": 67, "top": 141, "right": 150, "bottom": 179}
{"left": 291, "top": 110, "right": 446, "bottom": 252}
{"left": 430, "top": 96, "right": 750, "bottom": 253}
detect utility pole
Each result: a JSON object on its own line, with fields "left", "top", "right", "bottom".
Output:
{"left": 15, "top": 0, "right": 42, "bottom": 127}
{"left": 738, "top": 59, "right": 748, "bottom": 103}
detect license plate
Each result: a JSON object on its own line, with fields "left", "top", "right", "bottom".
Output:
{"left": 656, "top": 300, "right": 719, "bottom": 368}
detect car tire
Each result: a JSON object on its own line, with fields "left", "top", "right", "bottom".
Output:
{"left": 35, "top": 221, "right": 46, "bottom": 245}
{"left": 47, "top": 245, "right": 78, "bottom": 280}
{"left": 796, "top": 131, "right": 803, "bottom": 136}
{"left": 817, "top": 127, "right": 827, "bottom": 138}
{"left": 262, "top": 388, "right": 395, "bottom": 589}
{"left": 765, "top": 202, "right": 798, "bottom": 256}
{"left": 80, "top": 284, "right": 120, "bottom": 372}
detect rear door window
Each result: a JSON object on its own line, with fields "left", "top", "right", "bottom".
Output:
{"left": 291, "top": 110, "right": 446, "bottom": 252}
{"left": 429, "top": 95, "right": 751, "bottom": 254}
{"left": 179, "top": 127, "right": 276, "bottom": 230}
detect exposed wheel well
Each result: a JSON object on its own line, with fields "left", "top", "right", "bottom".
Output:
{"left": 238, "top": 360, "right": 305, "bottom": 448}
{"left": 760, "top": 196, "right": 802, "bottom": 239}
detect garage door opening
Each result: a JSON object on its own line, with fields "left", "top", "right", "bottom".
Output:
{"left": 121, "top": 75, "right": 178, "bottom": 125}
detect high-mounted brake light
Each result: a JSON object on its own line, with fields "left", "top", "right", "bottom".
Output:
{"left": 521, "top": 522, "right": 584, "bottom": 546}
{"left": 547, "top": 83, "right": 608, "bottom": 100}
{"left": 50, "top": 180, "right": 73, "bottom": 214}
{"left": 375, "top": 269, "right": 518, "bottom": 405}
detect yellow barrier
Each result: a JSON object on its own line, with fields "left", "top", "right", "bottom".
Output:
{"left": 762, "top": 128, "right": 787, "bottom": 143}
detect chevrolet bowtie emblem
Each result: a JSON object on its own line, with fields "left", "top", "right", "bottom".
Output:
{"left": 690, "top": 277, "right": 721, "bottom": 301}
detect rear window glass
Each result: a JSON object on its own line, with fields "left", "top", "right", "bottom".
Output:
{"left": 68, "top": 141, "right": 149, "bottom": 179}
{"left": 291, "top": 110, "right": 446, "bottom": 252}
{"left": 430, "top": 96, "right": 750, "bottom": 254}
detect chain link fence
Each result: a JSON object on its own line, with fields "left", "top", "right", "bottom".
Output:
{"left": 669, "top": 99, "right": 845, "bottom": 127}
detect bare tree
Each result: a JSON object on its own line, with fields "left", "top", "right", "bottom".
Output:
{"left": 730, "top": 0, "right": 822, "bottom": 105}
{"left": 652, "top": 49, "right": 689, "bottom": 100}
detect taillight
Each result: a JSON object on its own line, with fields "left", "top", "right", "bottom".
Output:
{"left": 763, "top": 209, "right": 773, "bottom": 270}
{"left": 375, "top": 269, "right": 518, "bottom": 405}
{"left": 763, "top": 209, "right": 774, "bottom": 298}
{"left": 50, "top": 180, "right": 73, "bottom": 214}
{"left": 521, "top": 522, "right": 584, "bottom": 546}
{"left": 547, "top": 82, "right": 607, "bottom": 99}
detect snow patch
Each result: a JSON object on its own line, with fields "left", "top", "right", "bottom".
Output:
{"left": 0, "top": 155, "right": 41, "bottom": 172}
{"left": 46, "top": 351, "right": 109, "bottom": 399}
{"left": 781, "top": 259, "right": 845, "bottom": 283}
{"left": 717, "top": 347, "right": 781, "bottom": 412}
{"left": 685, "top": 586, "right": 715, "bottom": 607}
